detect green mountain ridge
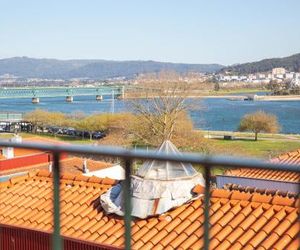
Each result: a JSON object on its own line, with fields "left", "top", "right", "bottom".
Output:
{"left": 0, "top": 57, "right": 223, "bottom": 79}
{"left": 221, "top": 53, "right": 300, "bottom": 74}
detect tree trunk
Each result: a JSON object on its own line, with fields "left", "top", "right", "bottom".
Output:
{"left": 90, "top": 132, "right": 93, "bottom": 141}
{"left": 255, "top": 132, "right": 258, "bottom": 141}
{"left": 33, "top": 125, "right": 37, "bottom": 134}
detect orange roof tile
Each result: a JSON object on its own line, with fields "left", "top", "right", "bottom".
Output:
{"left": 0, "top": 137, "right": 68, "bottom": 160}
{"left": 0, "top": 147, "right": 44, "bottom": 159}
{"left": 0, "top": 171, "right": 299, "bottom": 249}
{"left": 23, "top": 137, "right": 69, "bottom": 145}
{"left": 224, "top": 183, "right": 299, "bottom": 199}
{"left": 0, "top": 157, "right": 112, "bottom": 176}
{"left": 226, "top": 167, "right": 300, "bottom": 183}
{"left": 224, "top": 149, "right": 300, "bottom": 183}
{"left": 271, "top": 149, "right": 300, "bottom": 165}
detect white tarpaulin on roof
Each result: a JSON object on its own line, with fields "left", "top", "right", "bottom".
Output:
{"left": 100, "top": 140, "right": 205, "bottom": 219}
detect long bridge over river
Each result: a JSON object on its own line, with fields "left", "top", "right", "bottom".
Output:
{"left": 0, "top": 86, "right": 125, "bottom": 103}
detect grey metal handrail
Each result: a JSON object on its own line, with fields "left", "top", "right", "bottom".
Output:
{"left": 1, "top": 141, "right": 299, "bottom": 172}
{"left": 0, "top": 140, "right": 299, "bottom": 250}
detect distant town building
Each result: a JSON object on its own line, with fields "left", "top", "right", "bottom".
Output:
{"left": 272, "top": 67, "right": 286, "bottom": 75}
{"left": 285, "top": 72, "right": 294, "bottom": 79}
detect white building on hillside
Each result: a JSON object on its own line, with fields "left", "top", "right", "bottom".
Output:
{"left": 272, "top": 67, "right": 286, "bottom": 75}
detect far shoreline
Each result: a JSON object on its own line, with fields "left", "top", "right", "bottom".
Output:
{"left": 124, "top": 94, "right": 300, "bottom": 101}
{"left": 256, "top": 95, "right": 300, "bottom": 101}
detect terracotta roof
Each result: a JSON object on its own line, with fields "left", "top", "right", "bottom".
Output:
{"left": 0, "top": 157, "right": 112, "bottom": 176}
{"left": 22, "top": 137, "right": 69, "bottom": 145}
{"left": 0, "top": 148, "right": 42, "bottom": 160}
{"left": 271, "top": 149, "right": 300, "bottom": 165}
{"left": 0, "top": 137, "right": 68, "bottom": 160}
{"left": 0, "top": 170, "right": 299, "bottom": 250}
{"left": 224, "top": 183, "right": 299, "bottom": 199}
{"left": 224, "top": 149, "right": 300, "bottom": 183}
{"left": 225, "top": 168, "right": 300, "bottom": 183}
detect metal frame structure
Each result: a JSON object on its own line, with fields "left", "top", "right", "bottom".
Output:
{"left": 0, "top": 86, "right": 124, "bottom": 99}
{"left": 0, "top": 140, "right": 299, "bottom": 250}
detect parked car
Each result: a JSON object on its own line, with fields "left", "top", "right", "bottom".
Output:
{"left": 47, "top": 126, "right": 63, "bottom": 135}
{"left": 92, "top": 131, "right": 106, "bottom": 139}
{"left": 63, "top": 128, "right": 76, "bottom": 136}
{"left": 75, "top": 130, "right": 83, "bottom": 137}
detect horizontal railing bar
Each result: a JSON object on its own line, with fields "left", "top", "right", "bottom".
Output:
{"left": 0, "top": 141, "right": 299, "bottom": 173}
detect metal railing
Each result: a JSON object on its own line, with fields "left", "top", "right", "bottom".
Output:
{"left": 0, "top": 140, "right": 299, "bottom": 250}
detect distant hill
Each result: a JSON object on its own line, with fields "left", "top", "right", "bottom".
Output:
{"left": 0, "top": 57, "right": 223, "bottom": 79}
{"left": 220, "top": 53, "right": 300, "bottom": 74}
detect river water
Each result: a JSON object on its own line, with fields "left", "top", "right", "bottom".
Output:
{"left": 0, "top": 95, "right": 299, "bottom": 134}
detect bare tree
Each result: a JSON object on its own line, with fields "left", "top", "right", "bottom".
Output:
{"left": 128, "top": 72, "right": 204, "bottom": 147}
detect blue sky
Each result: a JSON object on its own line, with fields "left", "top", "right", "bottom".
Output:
{"left": 1, "top": 0, "right": 300, "bottom": 65}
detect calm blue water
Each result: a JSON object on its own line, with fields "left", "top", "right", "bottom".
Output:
{"left": 0, "top": 95, "right": 299, "bottom": 134}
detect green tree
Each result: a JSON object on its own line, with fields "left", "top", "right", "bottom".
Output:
{"left": 24, "top": 109, "right": 66, "bottom": 133}
{"left": 73, "top": 114, "right": 107, "bottom": 140}
{"left": 238, "top": 111, "right": 280, "bottom": 141}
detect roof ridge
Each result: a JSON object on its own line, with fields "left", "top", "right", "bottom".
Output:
{"left": 1, "top": 169, "right": 118, "bottom": 189}
{"left": 36, "top": 169, "right": 117, "bottom": 185}
{"left": 0, "top": 170, "right": 39, "bottom": 188}
{"left": 271, "top": 148, "right": 300, "bottom": 162}
{"left": 211, "top": 188, "right": 299, "bottom": 208}
{"left": 224, "top": 183, "right": 299, "bottom": 198}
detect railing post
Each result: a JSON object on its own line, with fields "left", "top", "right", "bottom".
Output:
{"left": 123, "top": 158, "right": 132, "bottom": 250}
{"left": 53, "top": 152, "right": 62, "bottom": 250}
{"left": 204, "top": 165, "right": 211, "bottom": 250}
{"left": 298, "top": 180, "right": 300, "bottom": 226}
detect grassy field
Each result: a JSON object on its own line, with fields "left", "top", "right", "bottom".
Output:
{"left": 1, "top": 131, "right": 299, "bottom": 160}
{"left": 202, "top": 130, "right": 300, "bottom": 140}
{"left": 194, "top": 137, "right": 300, "bottom": 175}
{"left": 208, "top": 138, "right": 300, "bottom": 159}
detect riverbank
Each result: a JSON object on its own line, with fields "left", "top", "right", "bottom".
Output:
{"left": 125, "top": 94, "right": 300, "bottom": 101}
{"left": 201, "top": 130, "right": 300, "bottom": 140}
{"left": 124, "top": 87, "right": 268, "bottom": 99}
{"left": 257, "top": 95, "right": 300, "bottom": 101}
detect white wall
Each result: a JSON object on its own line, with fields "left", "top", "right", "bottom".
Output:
{"left": 83, "top": 164, "right": 125, "bottom": 180}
